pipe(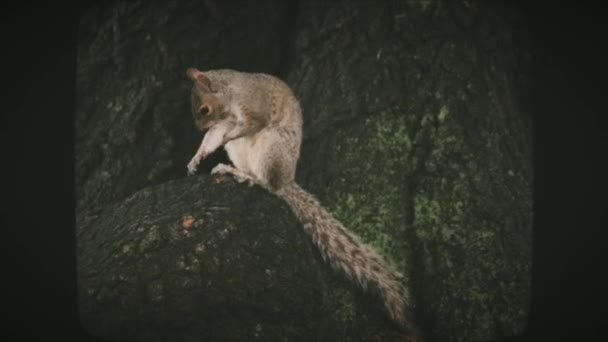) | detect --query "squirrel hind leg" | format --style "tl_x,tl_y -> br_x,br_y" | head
265,164 -> 286,191
257,155 -> 295,192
